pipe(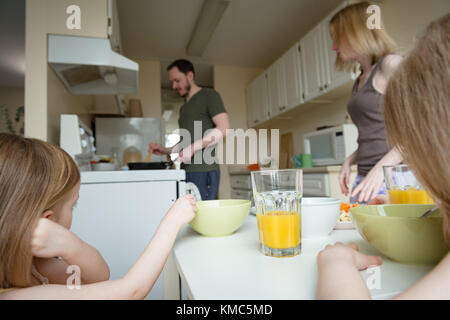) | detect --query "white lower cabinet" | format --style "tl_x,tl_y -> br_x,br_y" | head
230,174 -> 254,205
71,175 -> 182,300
